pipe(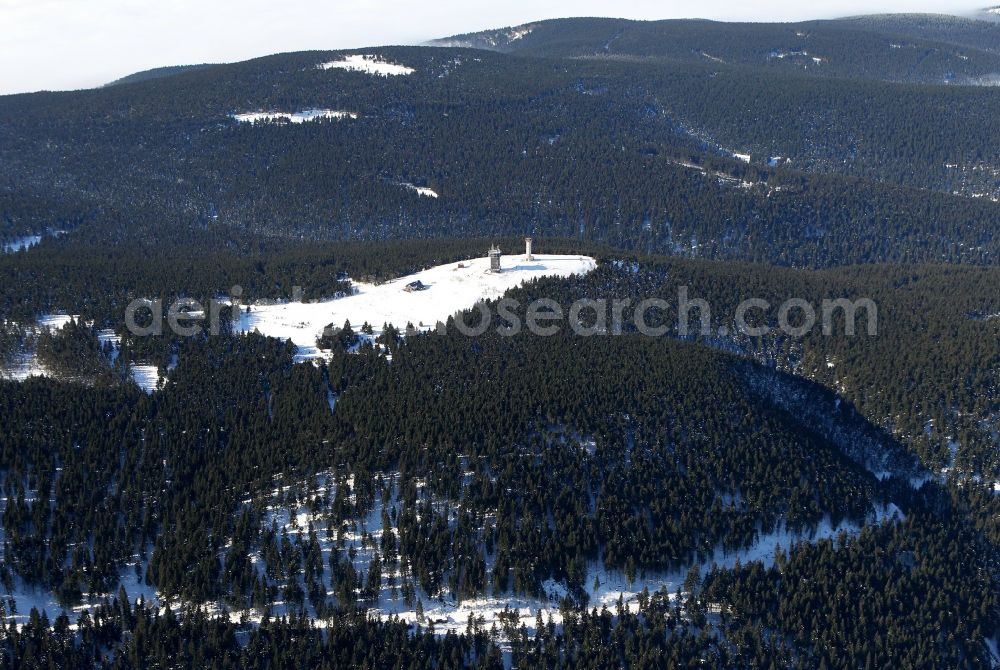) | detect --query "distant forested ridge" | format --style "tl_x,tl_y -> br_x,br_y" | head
2,15 -> 1000,266
105,64 -> 215,87
437,15 -> 1000,84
